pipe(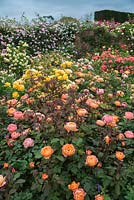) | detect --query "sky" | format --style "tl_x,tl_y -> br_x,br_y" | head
0,0 -> 134,20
